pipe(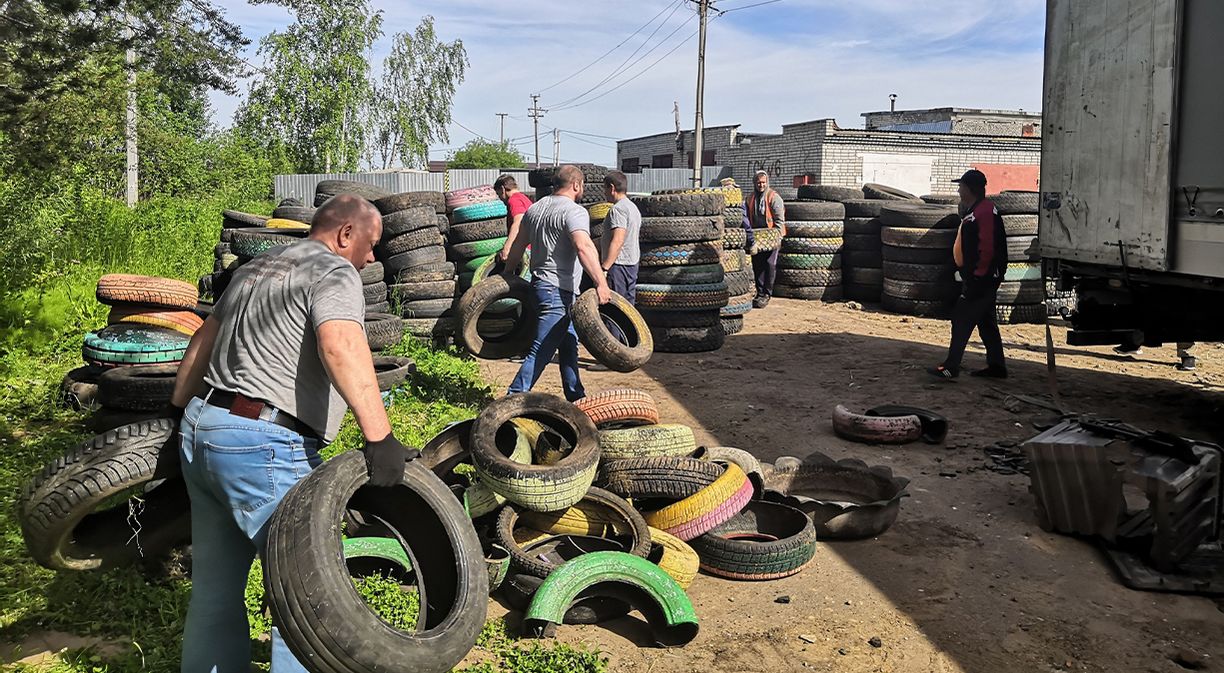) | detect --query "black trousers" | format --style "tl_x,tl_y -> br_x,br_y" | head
752,247 -> 780,297
943,283 -> 1005,374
